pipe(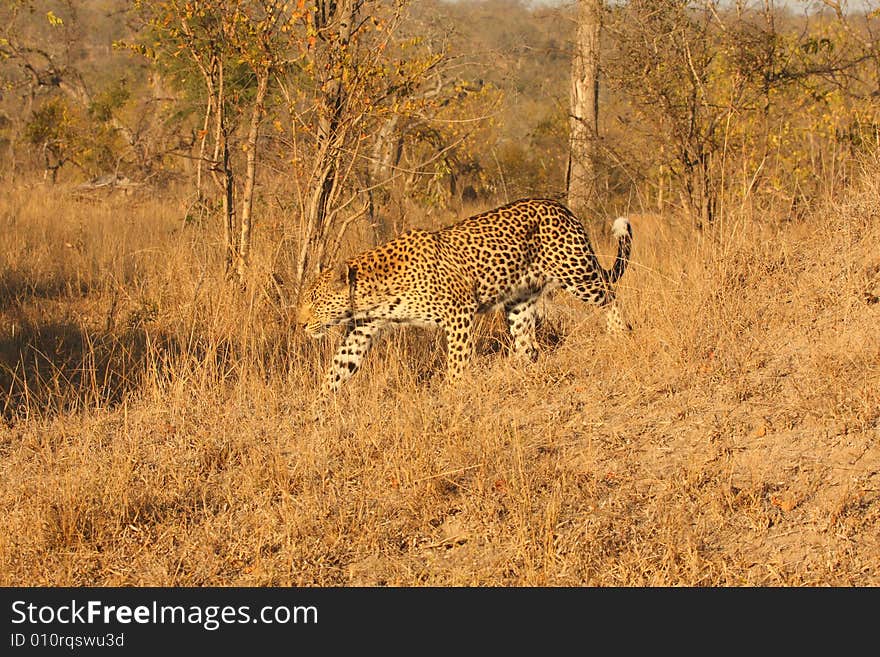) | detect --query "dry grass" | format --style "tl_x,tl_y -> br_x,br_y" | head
0,167 -> 878,586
